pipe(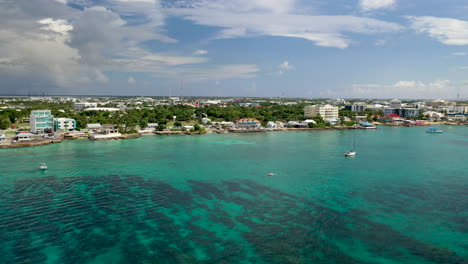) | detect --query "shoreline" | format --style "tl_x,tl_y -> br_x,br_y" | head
0,123 -> 465,149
